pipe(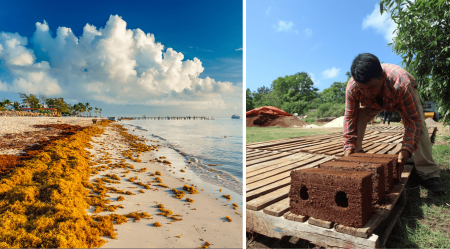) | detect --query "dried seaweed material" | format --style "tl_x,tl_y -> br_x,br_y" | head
172,188 -> 186,199
225,216 -> 232,222
199,242 -> 211,248
182,185 -> 198,194
222,195 -> 231,200
153,222 -> 162,227
185,198 -> 194,203
125,211 -> 152,222
155,171 -> 161,175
